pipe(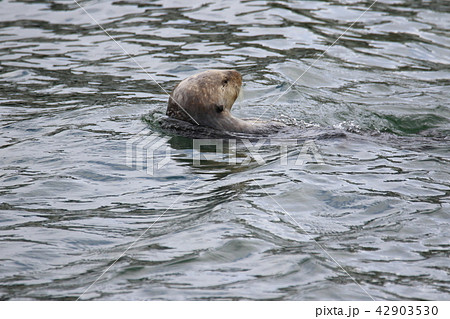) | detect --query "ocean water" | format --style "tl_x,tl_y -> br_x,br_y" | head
0,0 -> 449,300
